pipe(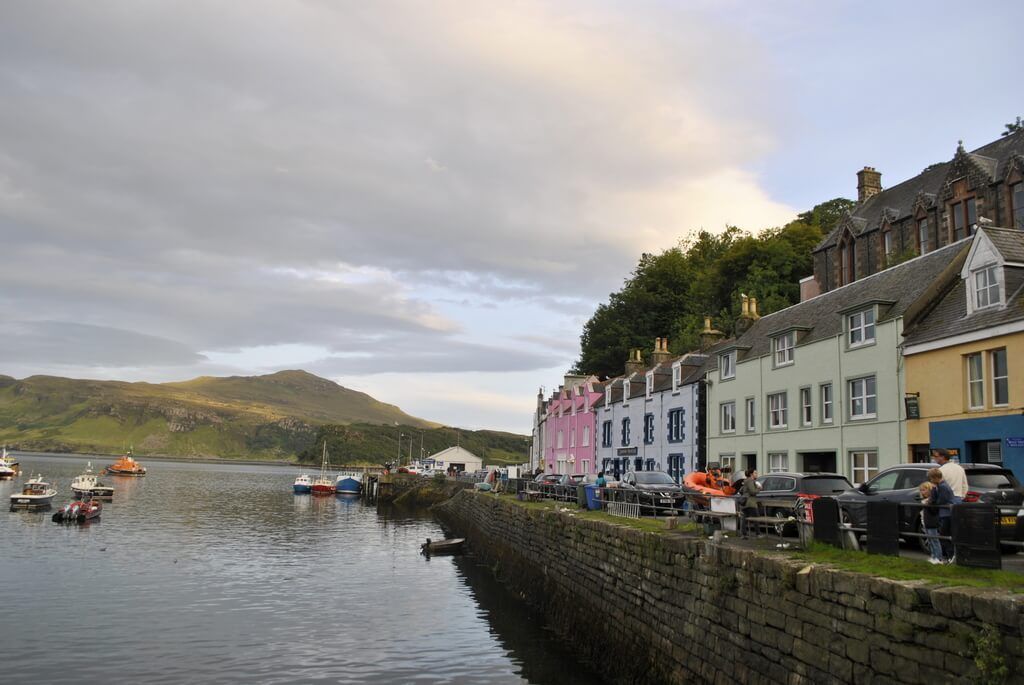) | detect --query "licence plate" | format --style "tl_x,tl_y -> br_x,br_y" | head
660,498 -> 673,504
1001,516 -> 1017,526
